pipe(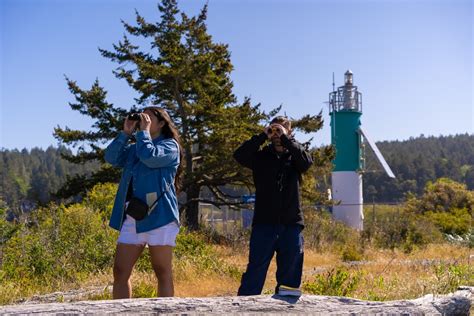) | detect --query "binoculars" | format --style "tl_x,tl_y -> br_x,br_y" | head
268,126 -> 280,136
128,113 -> 141,121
